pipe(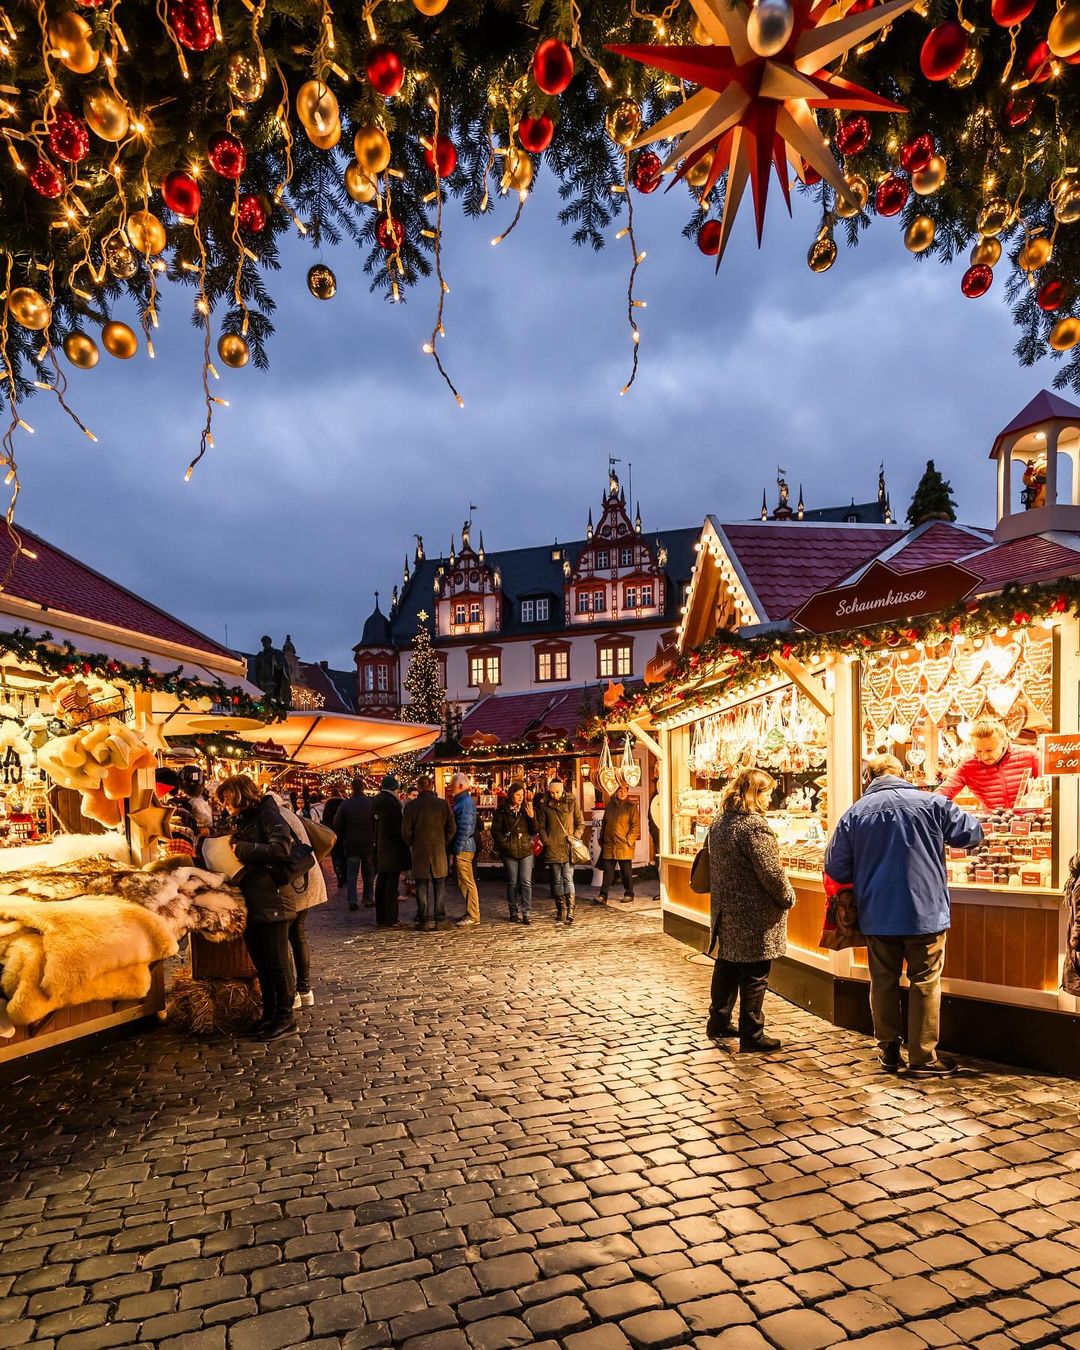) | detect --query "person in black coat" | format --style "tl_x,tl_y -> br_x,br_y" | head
322,789 -> 346,887
491,782 -> 536,924
372,774 -> 410,927
217,774 -> 299,1042
334,778 -> 376,911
